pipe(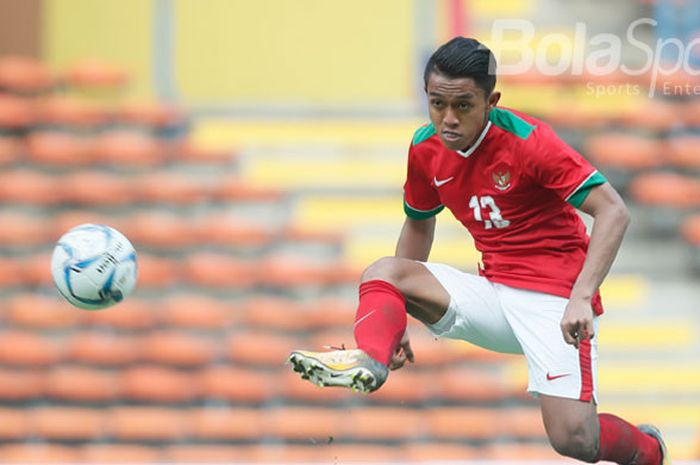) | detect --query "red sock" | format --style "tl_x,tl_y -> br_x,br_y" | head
353,279 -> 407,365
596,413 -> 661,465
